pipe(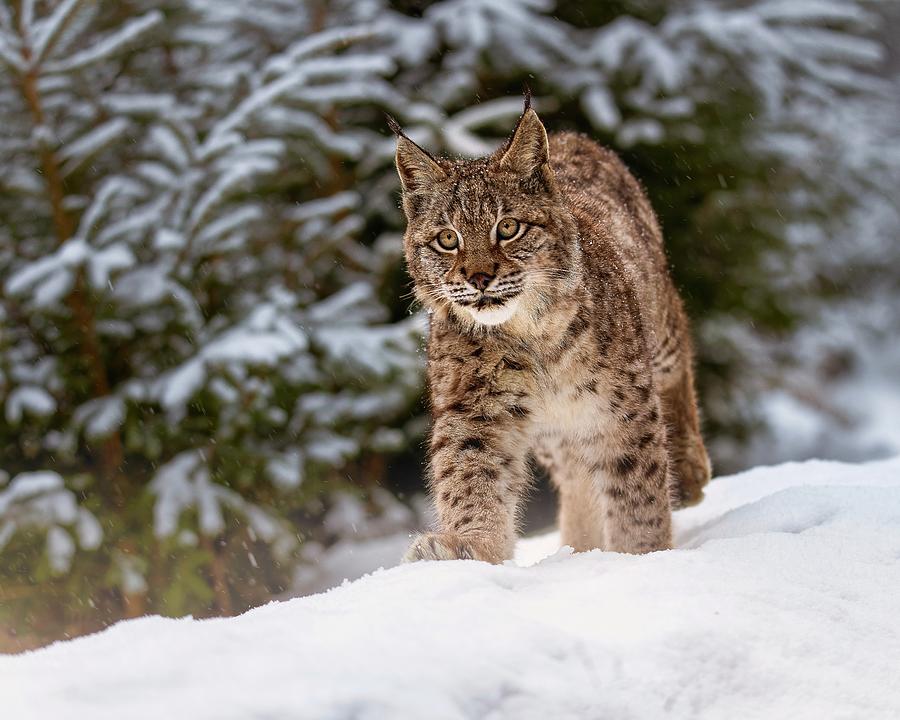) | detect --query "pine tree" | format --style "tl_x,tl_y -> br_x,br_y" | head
0,0 -> 426,646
